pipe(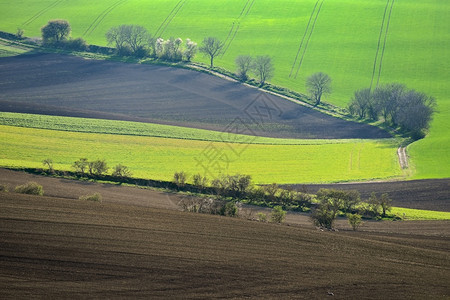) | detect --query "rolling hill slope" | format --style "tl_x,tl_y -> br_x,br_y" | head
0,0 -> 448,179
